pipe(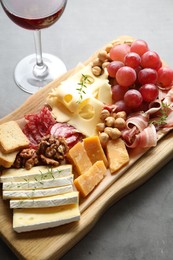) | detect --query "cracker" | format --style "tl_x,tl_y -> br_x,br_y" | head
0,121 -> 29,153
